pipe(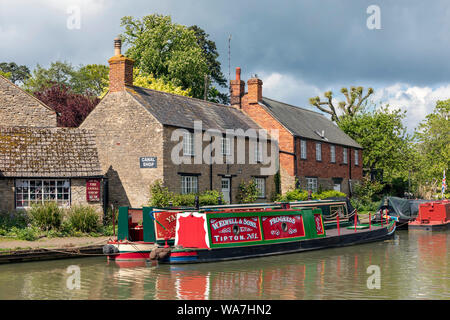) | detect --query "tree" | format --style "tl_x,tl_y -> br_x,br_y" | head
188,25 -> 229,104
309,86 -> 374,123
414,99 -> 450,194
33,84 -> 100,127
100,68 -> 191,98
338,105 -> 412,182
71,64 -> 109,96
24,61 -> 75,92
0,62 -> 31,84
23,61 -> 109,97
120,14 -> 211,100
